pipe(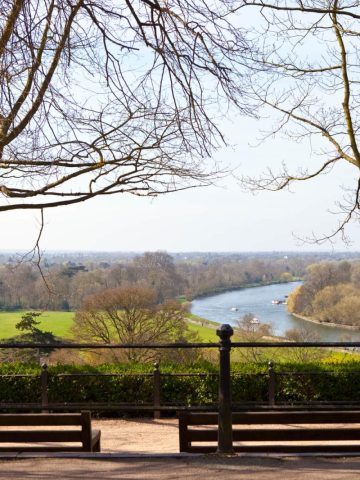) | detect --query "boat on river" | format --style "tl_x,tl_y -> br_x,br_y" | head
190,281 -> 360,341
